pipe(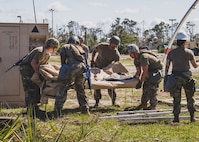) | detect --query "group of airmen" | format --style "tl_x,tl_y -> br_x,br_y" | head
19,32 -> 199,123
